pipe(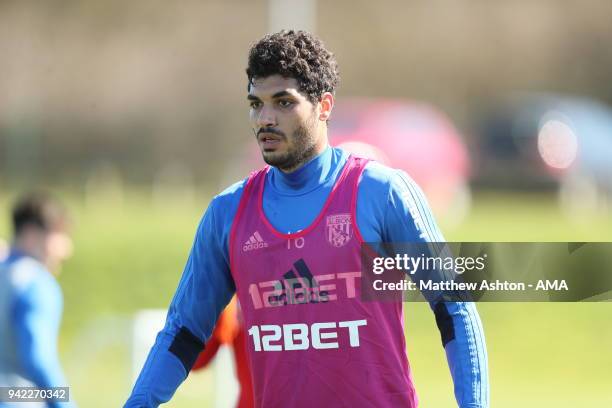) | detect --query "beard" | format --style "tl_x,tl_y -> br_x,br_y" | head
261,115 -> 318,172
